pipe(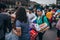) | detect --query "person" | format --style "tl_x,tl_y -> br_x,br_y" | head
13,7 -> 30,40
56,19 -> 60,40
0,3 -> 12,40
55,9 -> 60,40
55,5 -> 60,18
27,7 -> 36,27
51,9 -> 56,28
33,8 -> 50,40
46,9 -> 53,29
46,9 -> 53,22
55,9 -> 60,18
54,9 -> 60,24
